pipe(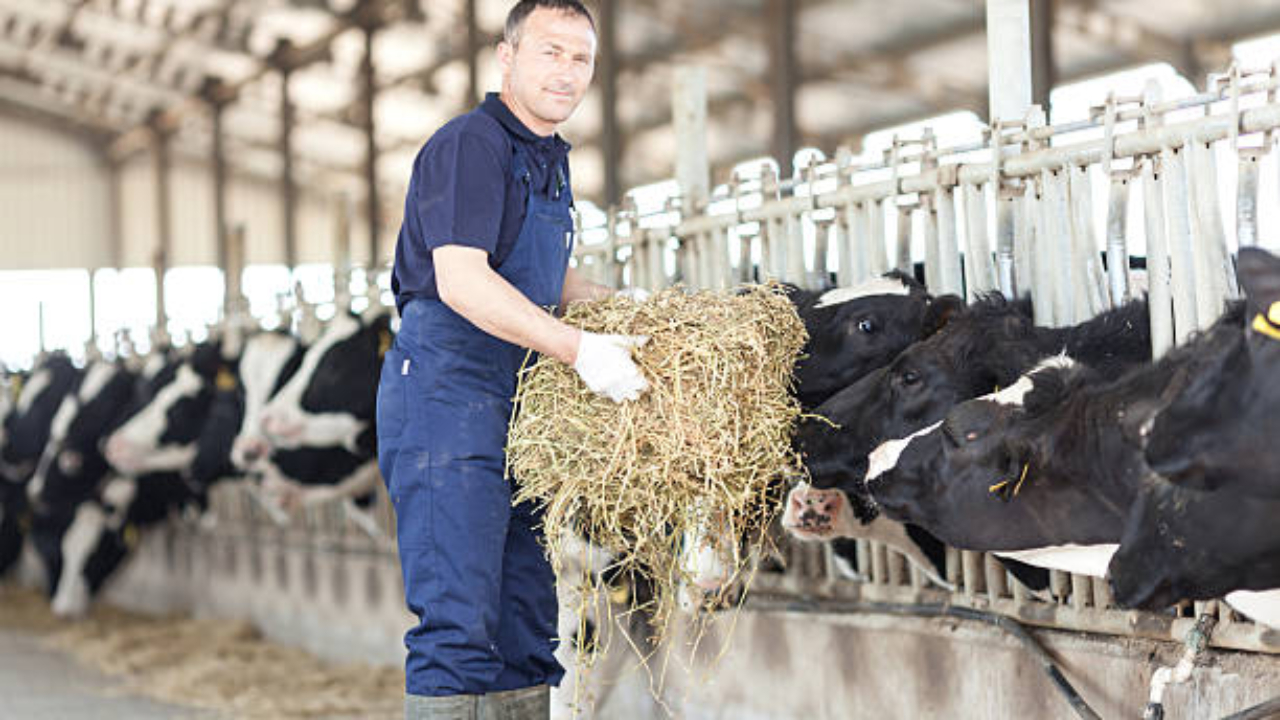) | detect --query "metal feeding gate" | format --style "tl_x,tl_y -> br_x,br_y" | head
570,63 -> 1280,660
